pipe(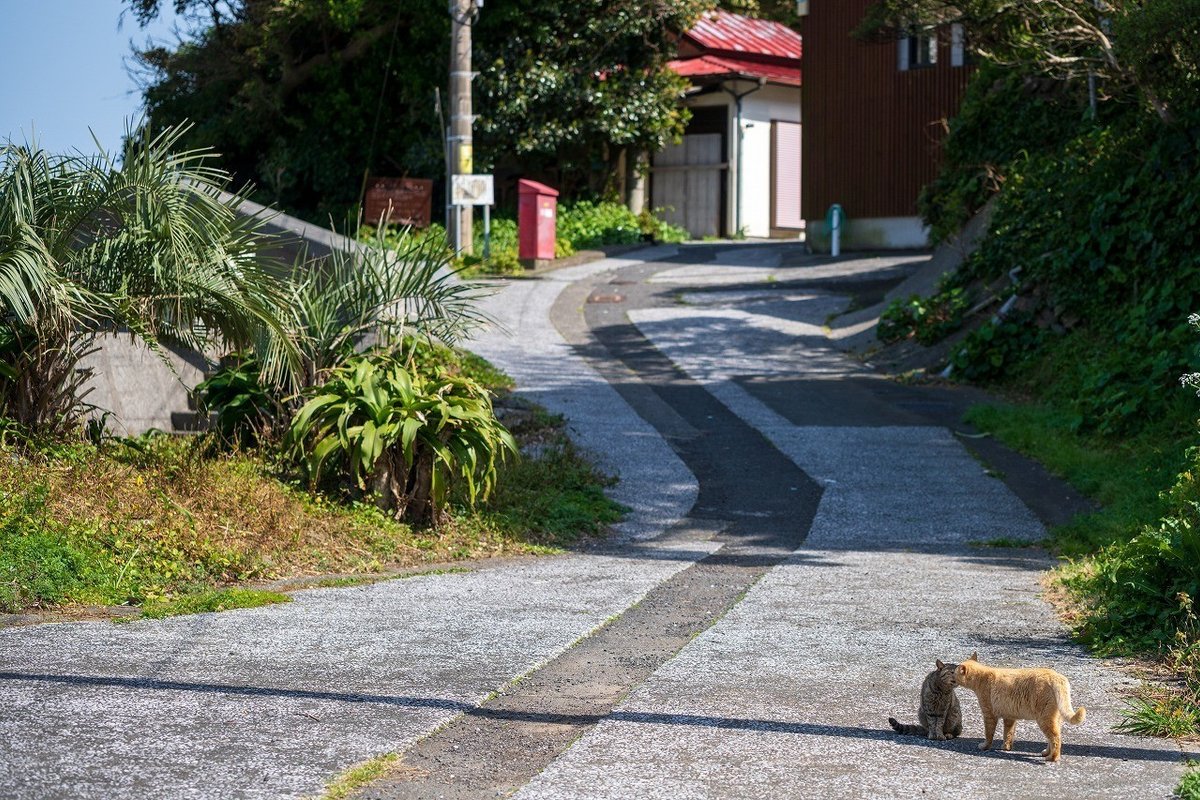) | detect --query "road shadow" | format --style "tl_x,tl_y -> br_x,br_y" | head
2,671 -> 1188,765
